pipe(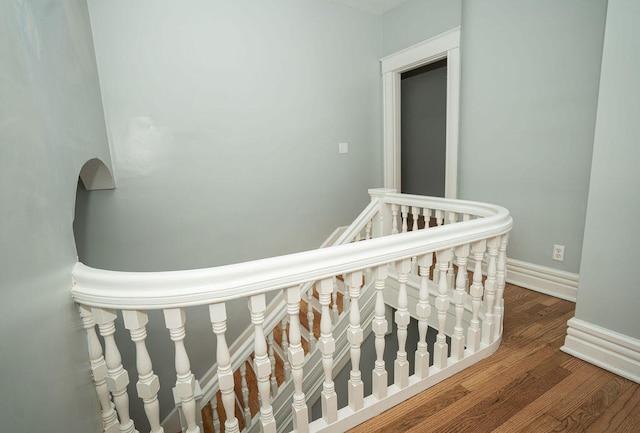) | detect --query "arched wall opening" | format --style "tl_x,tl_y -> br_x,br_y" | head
74,158 -> 114,263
